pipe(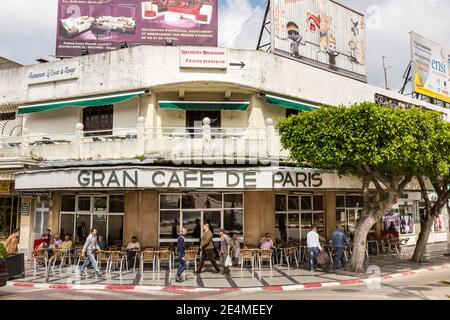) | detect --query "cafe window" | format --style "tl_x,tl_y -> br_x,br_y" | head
83,105 -> 113,136
275,194 -> 325,246
286,108 -> 301,118
159,193 -> 244,245
186,110 -> 221,128
336,194 -> 375,236
0,112 -> 16,121
0,196 -> 19,241
60,194 -> 124,246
